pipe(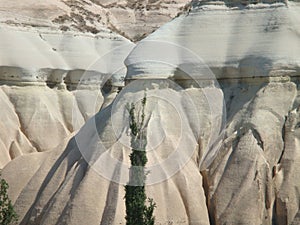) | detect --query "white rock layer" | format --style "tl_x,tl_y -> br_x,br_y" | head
126,2 -> 300,80
0,26 -> 135,168
1,1 -> 300,225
